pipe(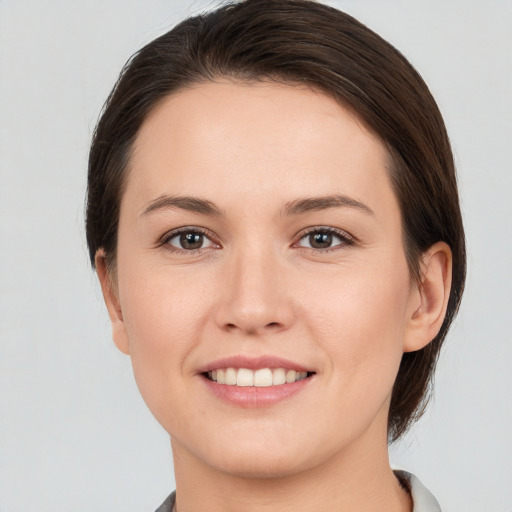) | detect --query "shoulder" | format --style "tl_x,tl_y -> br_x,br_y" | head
394,470 -> 442,512
154,491 -> 175,512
